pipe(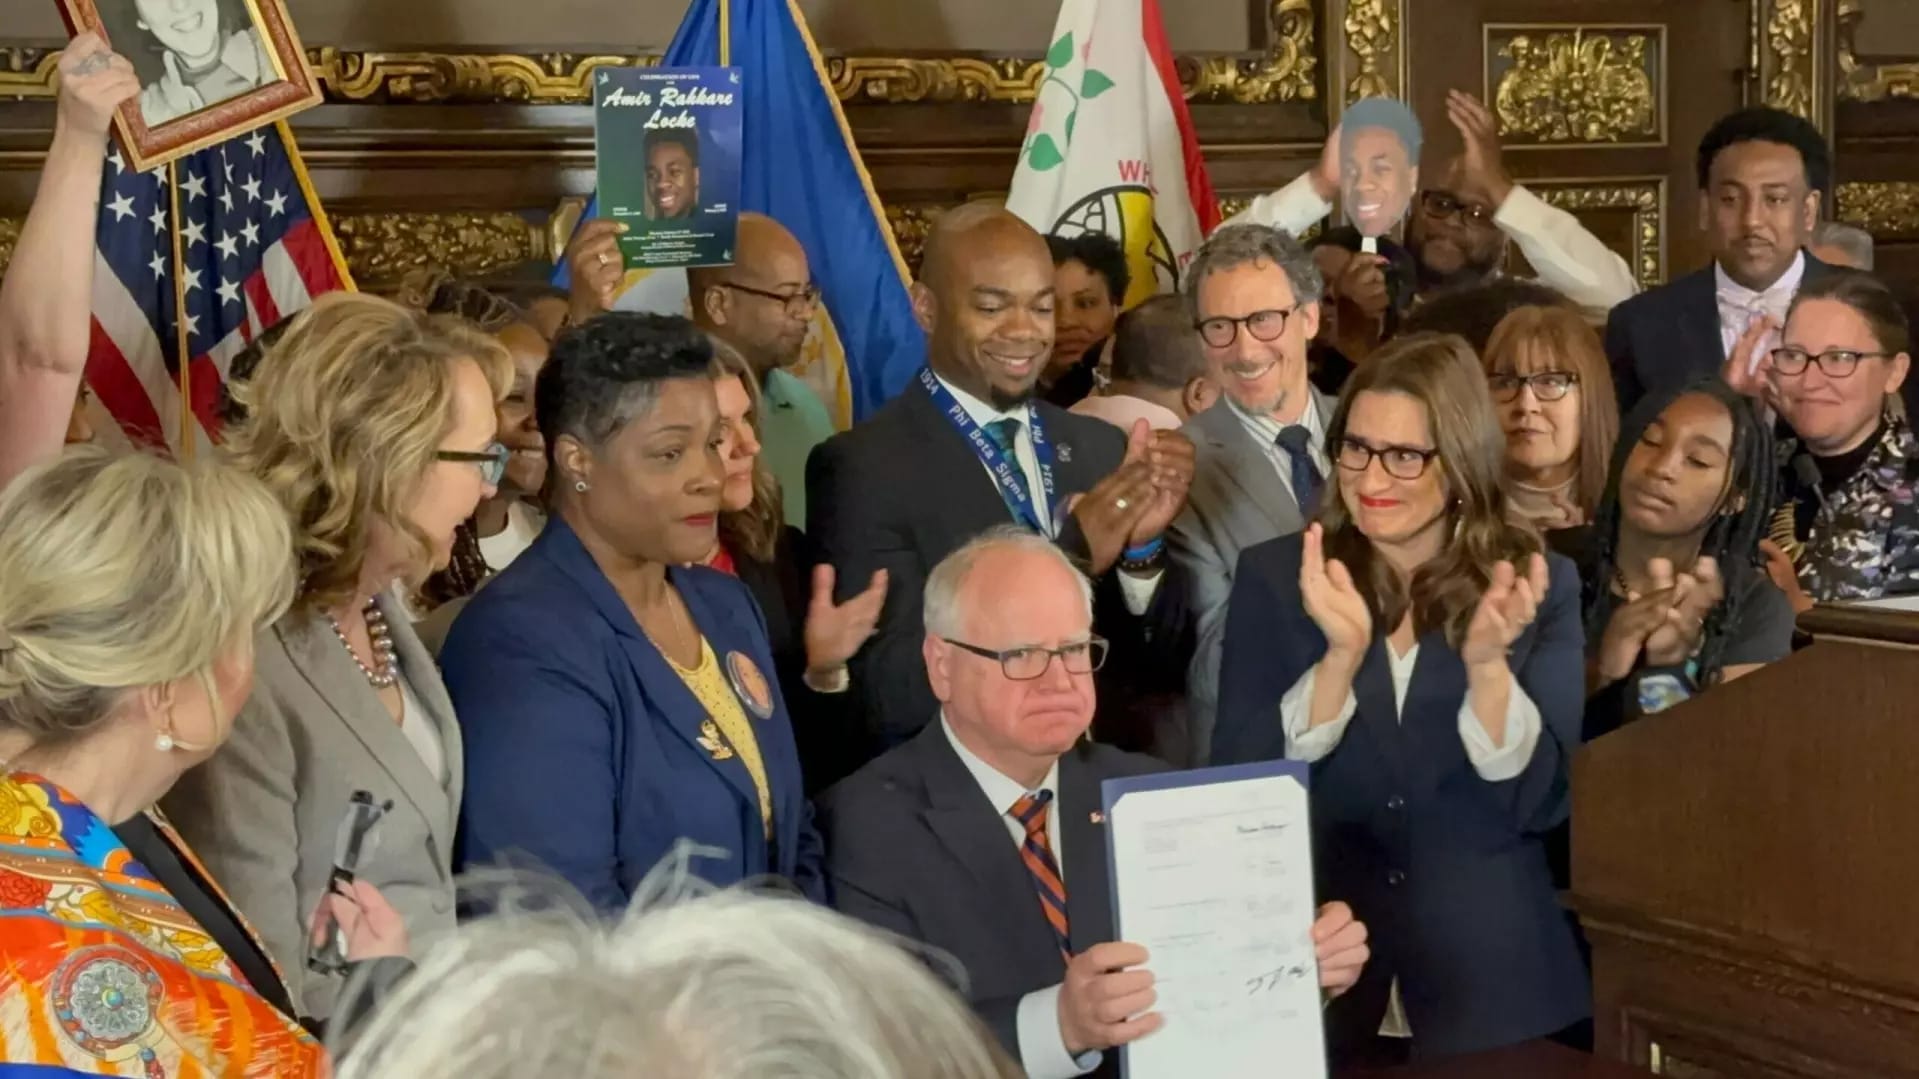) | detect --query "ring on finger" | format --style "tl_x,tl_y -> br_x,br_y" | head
1115,497 -> 1129,511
